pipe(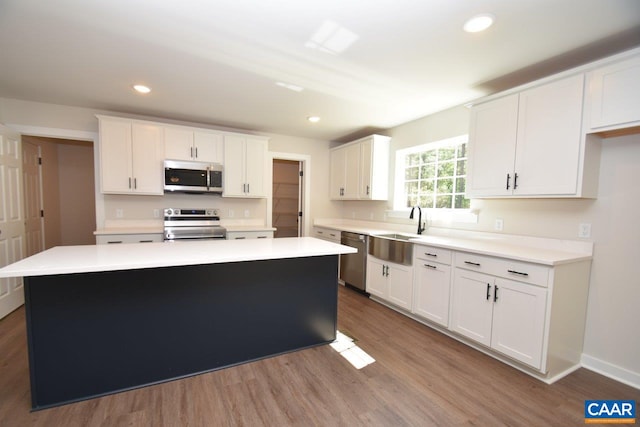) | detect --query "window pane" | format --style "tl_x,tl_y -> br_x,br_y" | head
406,153 -> 421,167
420,164 -> 435,179
419,195 -> 434,208
436,195 -> 452,208
420,180 -> 434,193
455,195 -> 470,209
406,195 -> 418,208
405,166 -> 419,180
456,160 -> 466,176
405,181 -> 419,195
439,147 -> 456,161
437,161 -> 454,177
421,150 -> 437,163
455,177 -> 466,193
437,178 -> 453,193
